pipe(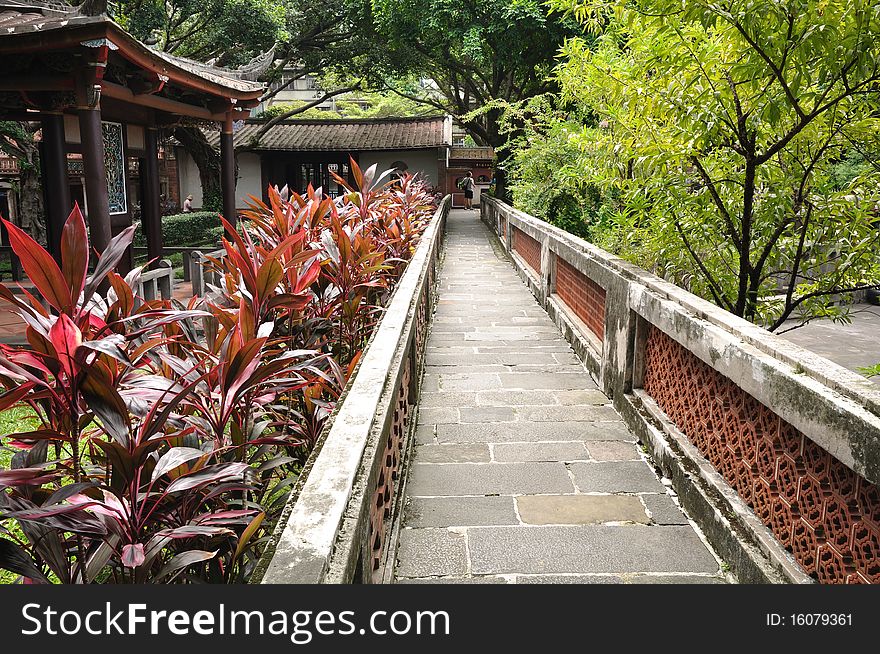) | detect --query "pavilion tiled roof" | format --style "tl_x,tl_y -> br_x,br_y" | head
222,116 -> 450,152
0,1 -> 264,96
